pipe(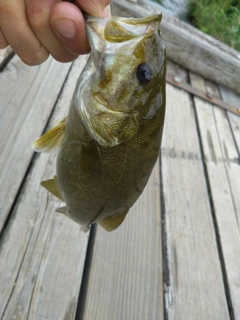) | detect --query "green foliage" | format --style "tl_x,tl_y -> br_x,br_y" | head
188,0 -> 240,51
